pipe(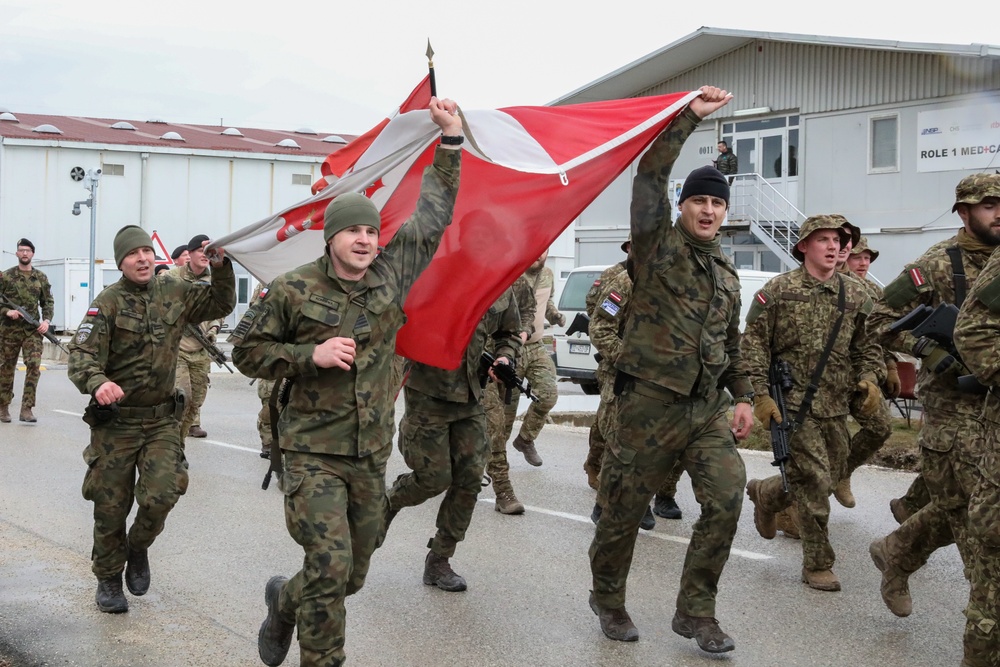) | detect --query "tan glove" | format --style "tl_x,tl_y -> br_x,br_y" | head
753,395 -> 782,425
884,366 -> 901,399
856,380 -> 882,416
